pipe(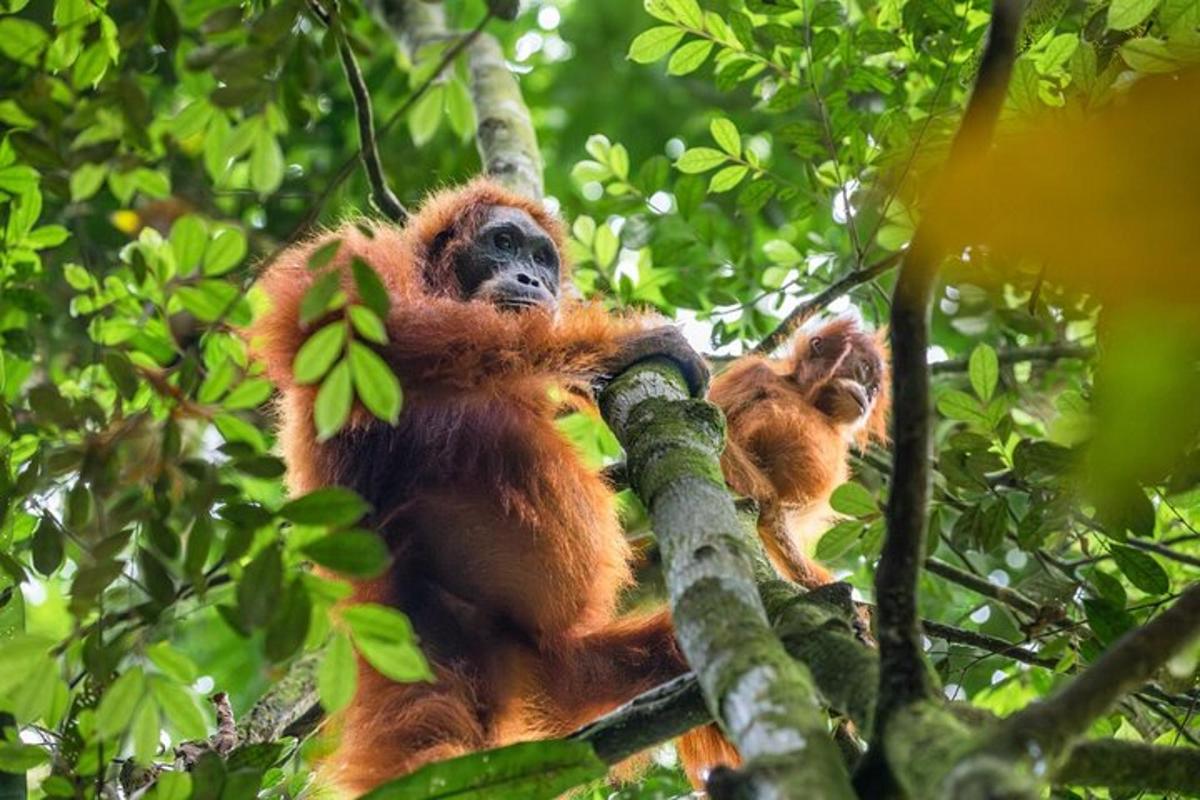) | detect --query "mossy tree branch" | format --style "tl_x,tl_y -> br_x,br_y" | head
598,360 -> 856,799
